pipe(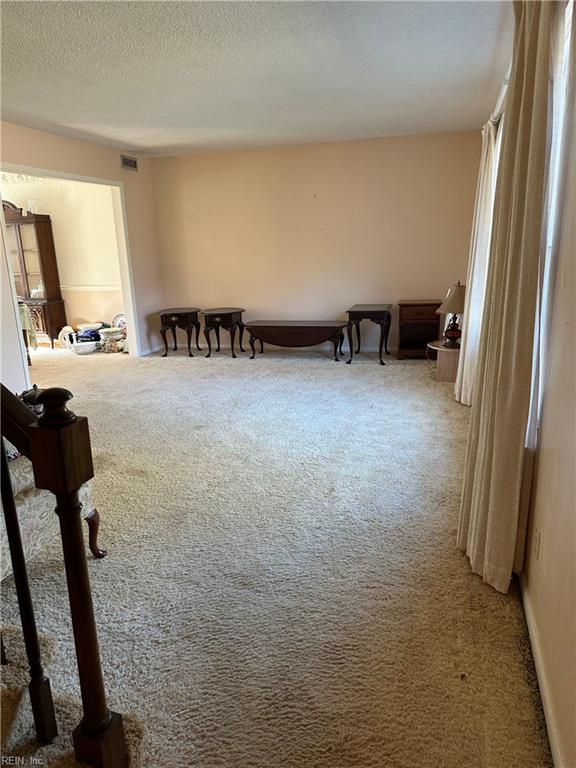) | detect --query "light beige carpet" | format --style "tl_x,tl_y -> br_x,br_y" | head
0,626 -> 144,766
1,349 -> 551,768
